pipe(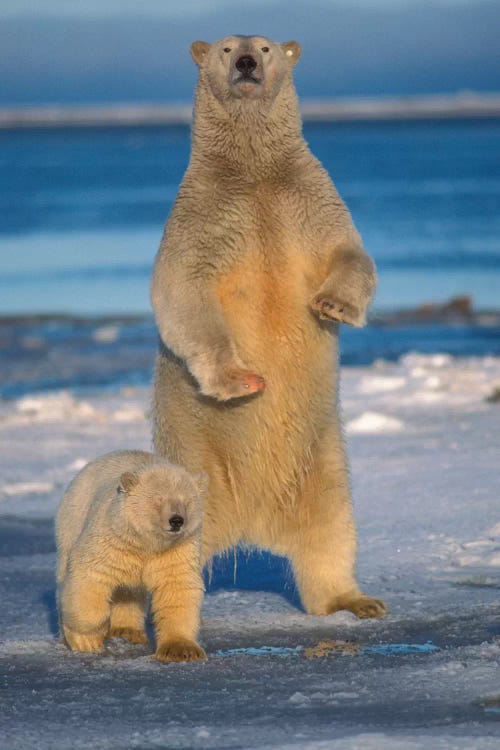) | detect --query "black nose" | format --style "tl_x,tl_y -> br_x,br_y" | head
236,55 -> 257,75
169,514 -> 184,532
